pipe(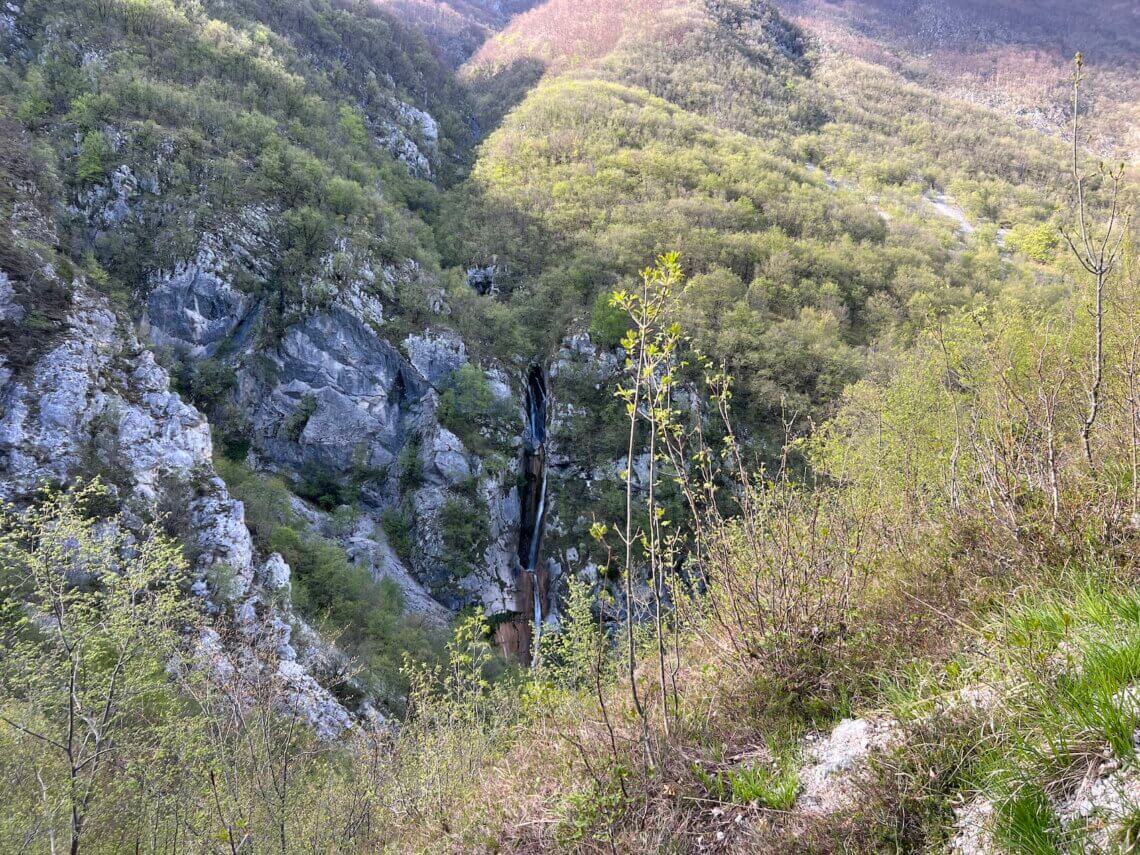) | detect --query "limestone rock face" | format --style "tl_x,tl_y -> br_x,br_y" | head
147,245 -> 529,620
245,302 -> 427,475
379,101 -> 440,179
147,266 -> 253,357
130,181 -> 532,646
0,271 -> 25,324
0,284 -> 351,738
145,212 -> 273,357
405,329 -> 467,389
